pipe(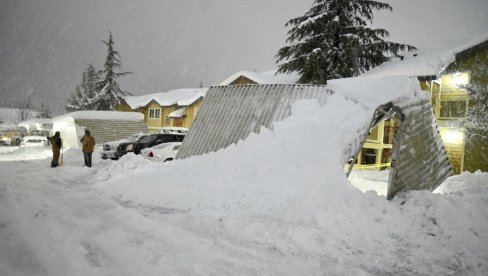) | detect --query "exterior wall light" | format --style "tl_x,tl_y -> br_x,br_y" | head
451,72 -> 469,87
441,127 -> 464,144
